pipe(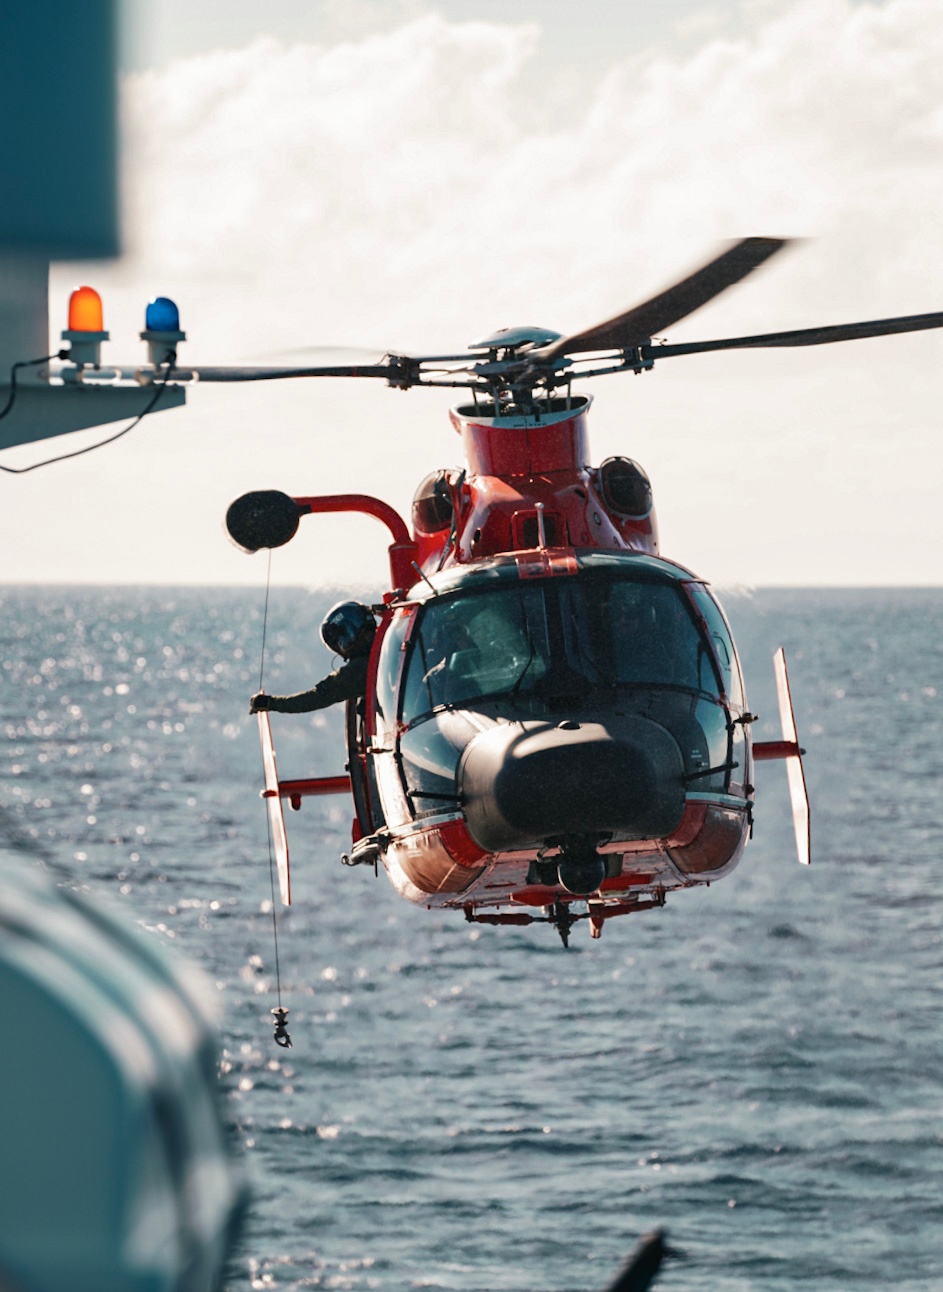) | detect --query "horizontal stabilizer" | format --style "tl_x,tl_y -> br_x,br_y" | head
753,648 -> 810,866
258,709 -> 291,904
